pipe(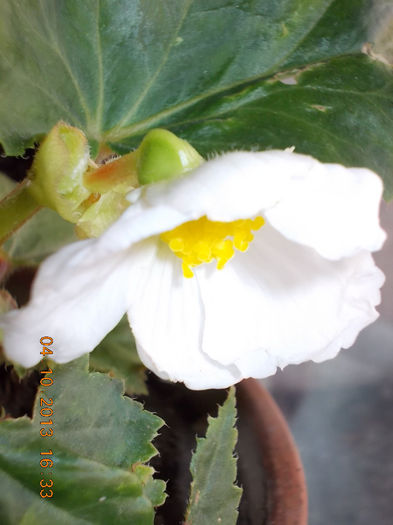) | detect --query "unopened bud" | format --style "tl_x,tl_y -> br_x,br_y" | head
136,129 -> 203,185
28,122 -> 91,222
